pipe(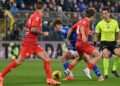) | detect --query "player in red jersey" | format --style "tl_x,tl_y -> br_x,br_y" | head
0,2 -> 61,86
66,7 -> 101,79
